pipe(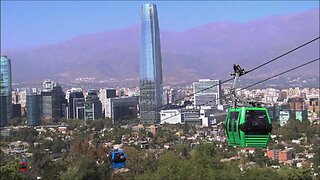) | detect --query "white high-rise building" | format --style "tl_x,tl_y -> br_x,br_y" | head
98,88 -> 116,115
193,79 -> 221,107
